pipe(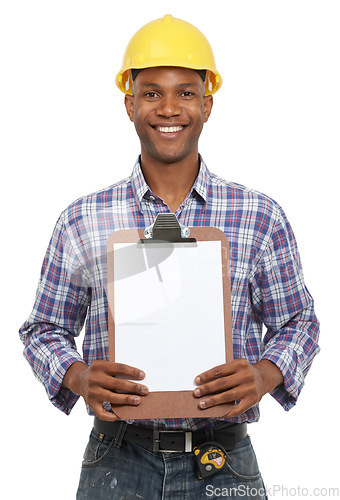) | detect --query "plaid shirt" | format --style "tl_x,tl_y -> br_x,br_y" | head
20,157 -> 320,431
